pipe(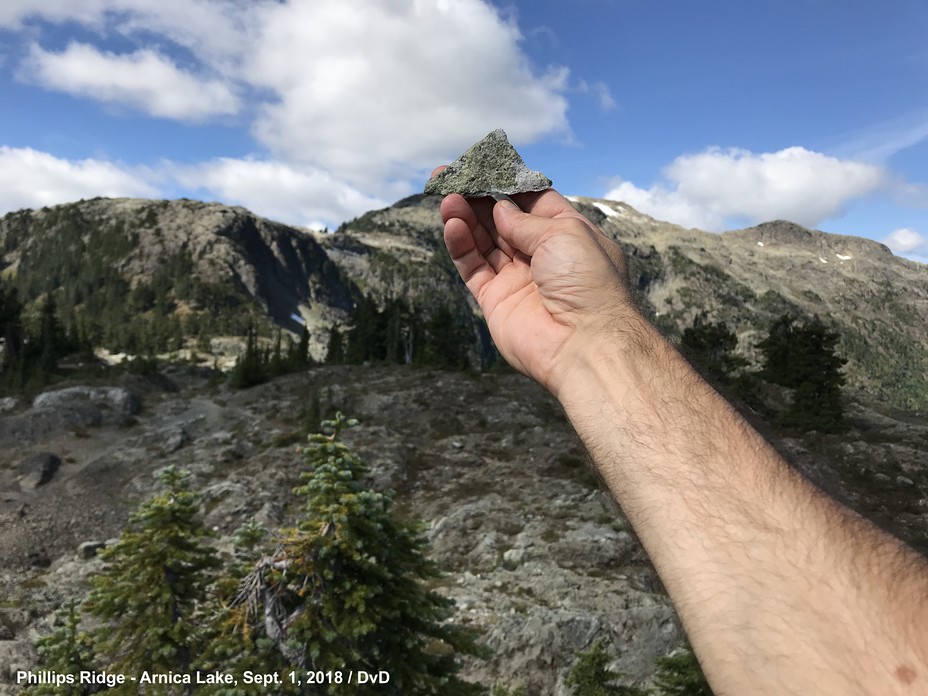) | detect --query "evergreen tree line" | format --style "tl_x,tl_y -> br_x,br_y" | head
681,312 -> 848,433
3,262 -> 849,437
10,203 -> 252,356
228,324 -> 312,389
0,285 -> 84,391
323,294 -> 475,371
